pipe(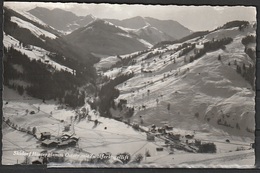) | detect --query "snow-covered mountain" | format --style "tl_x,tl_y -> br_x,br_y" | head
63,19 -> 152,56
132,24 -> 175,45
27,7 -> 192,41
